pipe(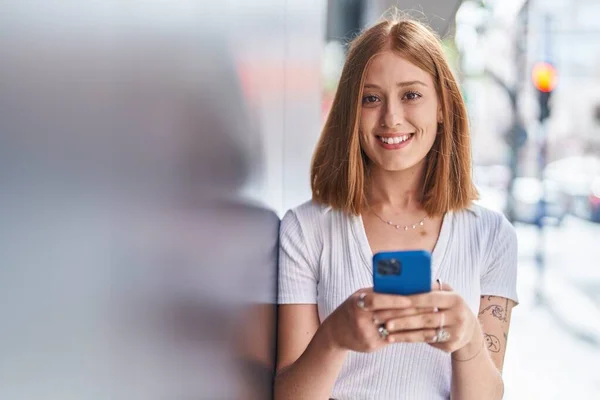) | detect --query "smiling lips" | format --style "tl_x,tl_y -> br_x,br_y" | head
376,133 -> 414,149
